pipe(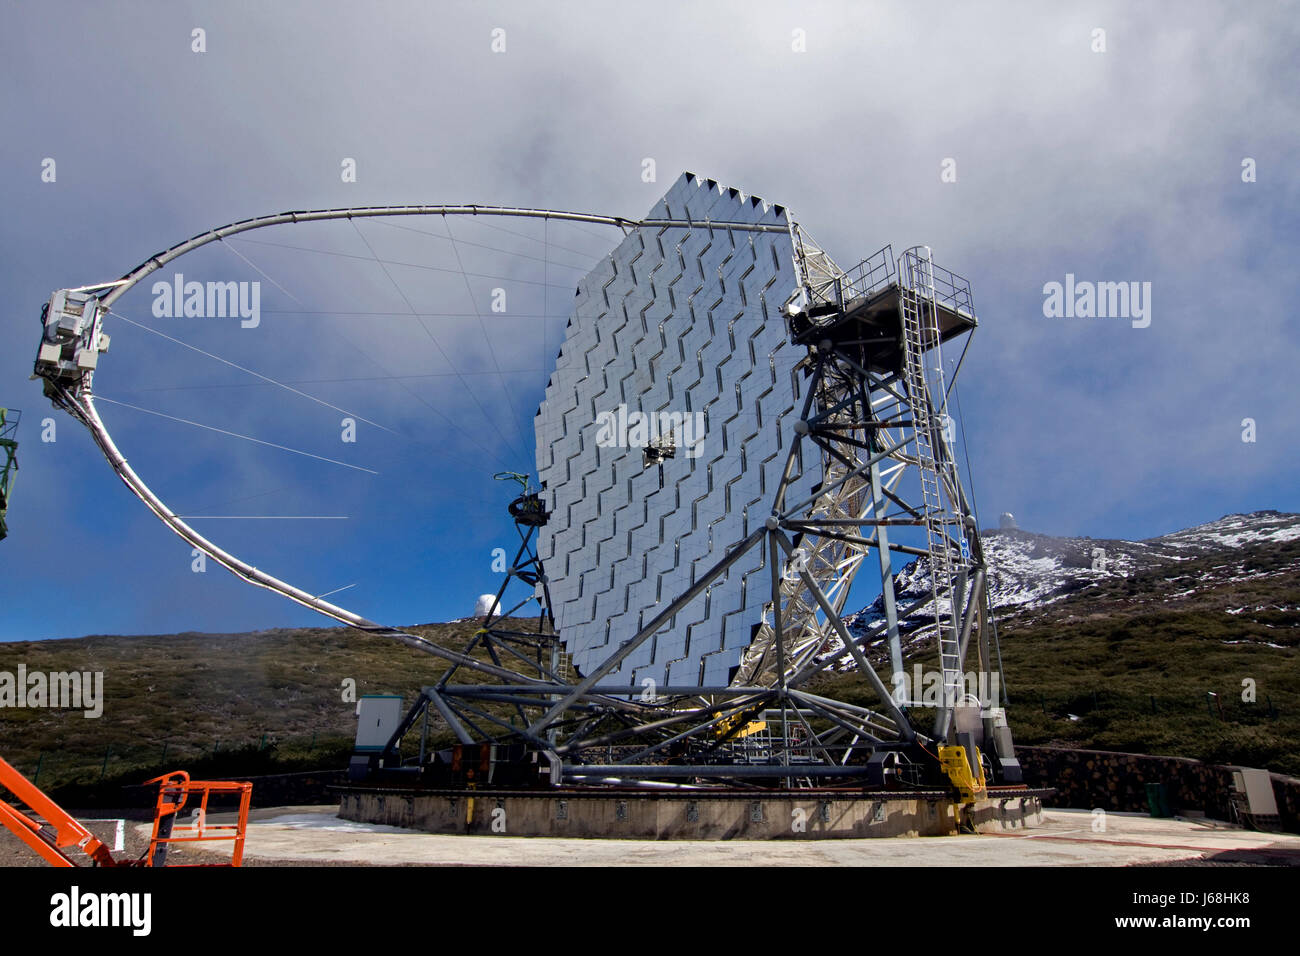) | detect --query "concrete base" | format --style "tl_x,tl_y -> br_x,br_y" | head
338,786 -> 1045,839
